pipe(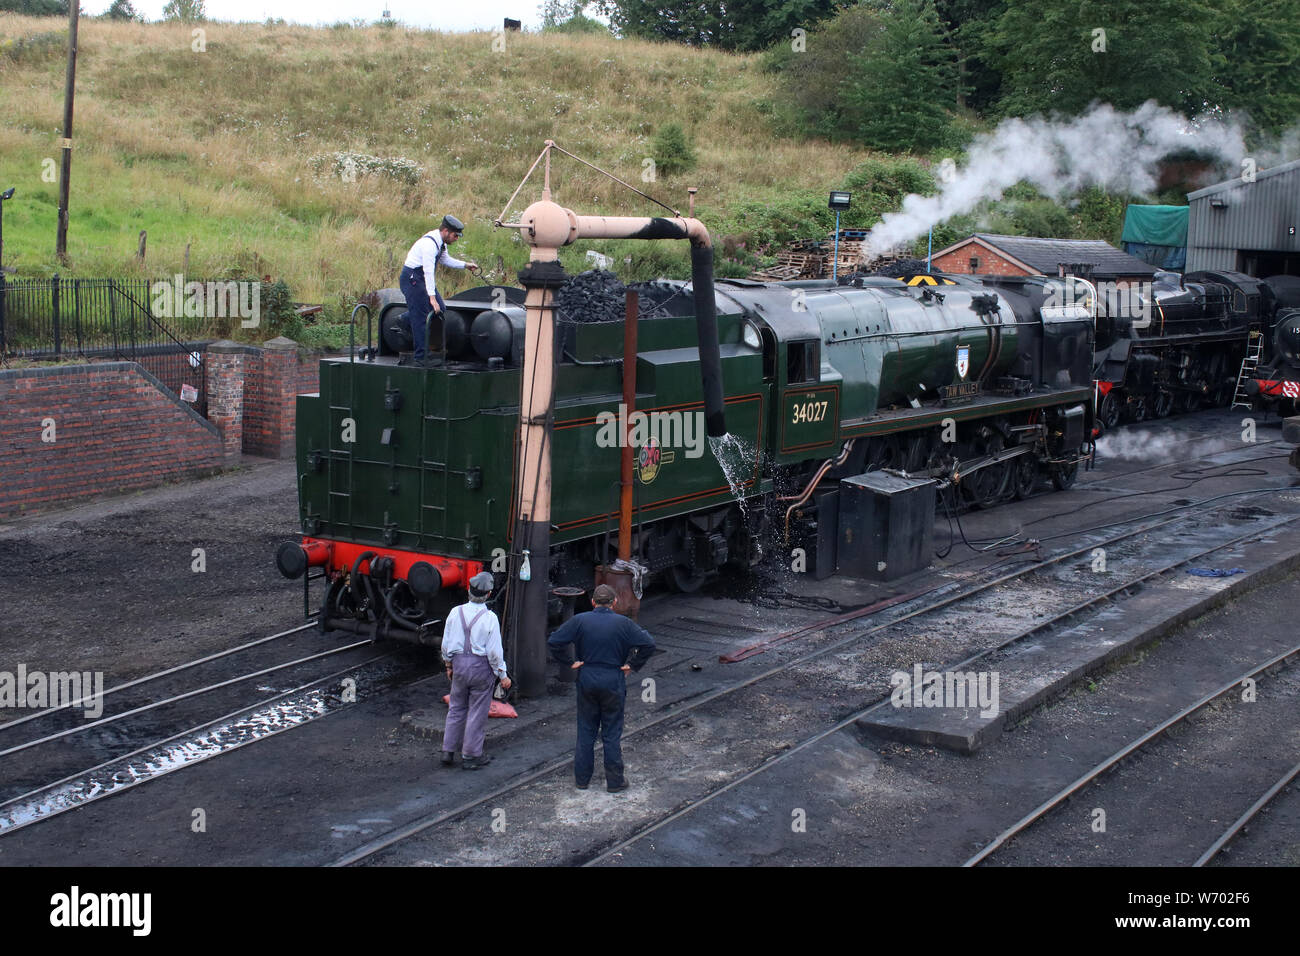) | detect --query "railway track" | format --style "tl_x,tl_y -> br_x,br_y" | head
5,416 -> 1288,860
0,623 -> 374,801
0,623 -> 431,837
333,490 -> 1298,866
1196,759 -> 1300,867
965,641 -> 1300,867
